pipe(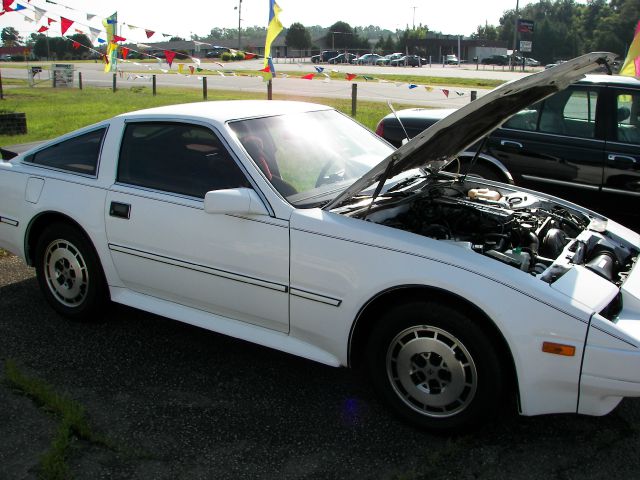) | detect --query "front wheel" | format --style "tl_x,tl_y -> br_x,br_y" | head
35,223 -> 108,321
366,301 -> 504,431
